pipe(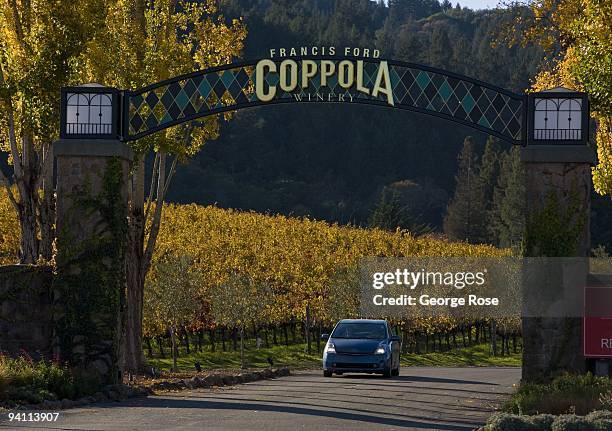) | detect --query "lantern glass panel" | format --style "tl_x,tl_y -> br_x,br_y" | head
534,97 -> 582,141
65,92 -> 114,135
